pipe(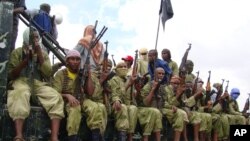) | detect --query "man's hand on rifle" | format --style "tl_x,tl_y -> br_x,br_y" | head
172,106 -> 177,113
220,91 -> 229,100
99,70 -> 109,85
125,74 -> 137,91
176,85 -> 185,99
194,87 -> 204,99
152,80 -> 159,91
65,94 -> 80,107
206,100 -> 213,109
128,74 -> 137,86
112,100 -> 122,111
